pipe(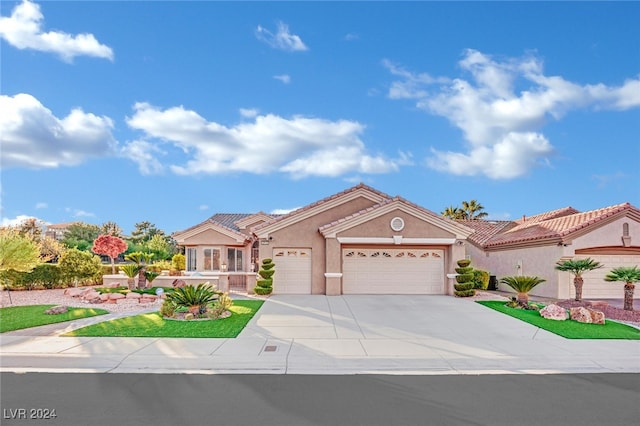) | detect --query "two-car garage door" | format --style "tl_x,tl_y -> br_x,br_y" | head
342,248 -> 445,294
